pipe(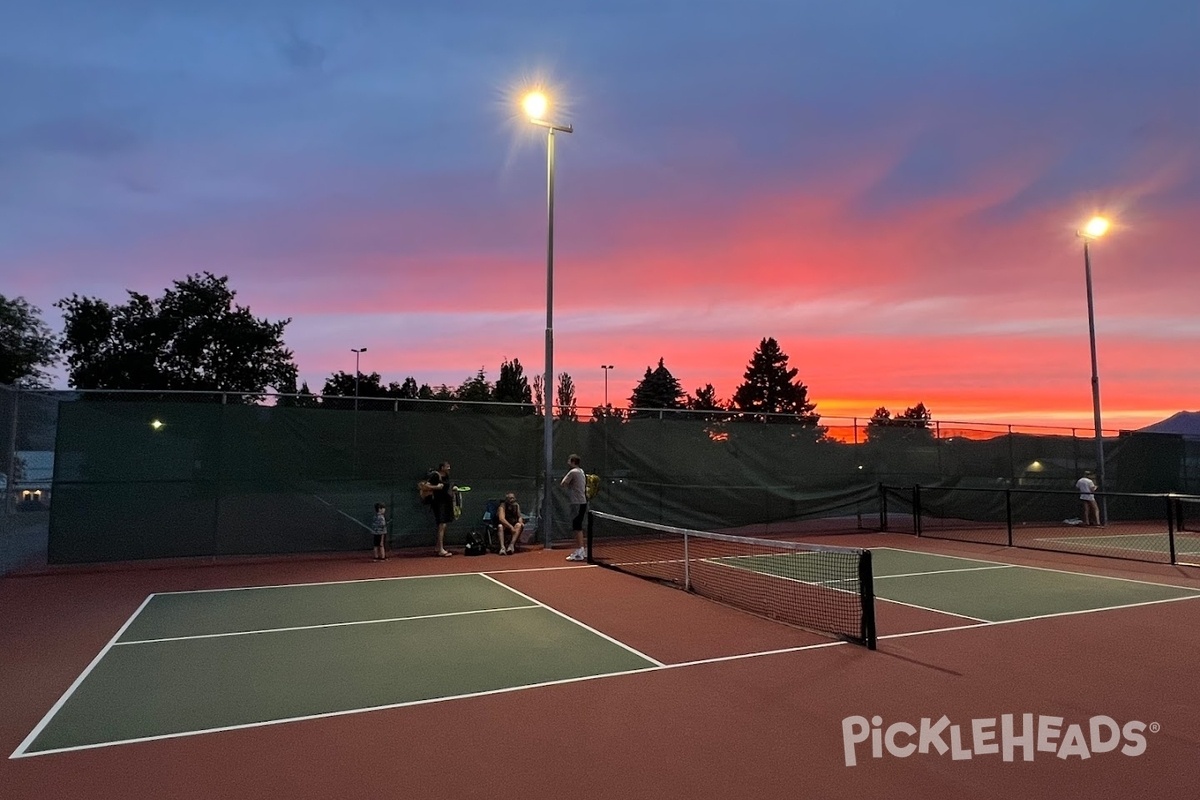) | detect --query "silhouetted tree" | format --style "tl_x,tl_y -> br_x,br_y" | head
321,370 -> 386,410
56,273 -> 295,402
494,357 -> 534,414
630,358 -> 686,418
867,402 -> 934,442
0,295 -> 58,387
556,372 -> 577,420
730,338 -> 819,428
686,383 -> 729,422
